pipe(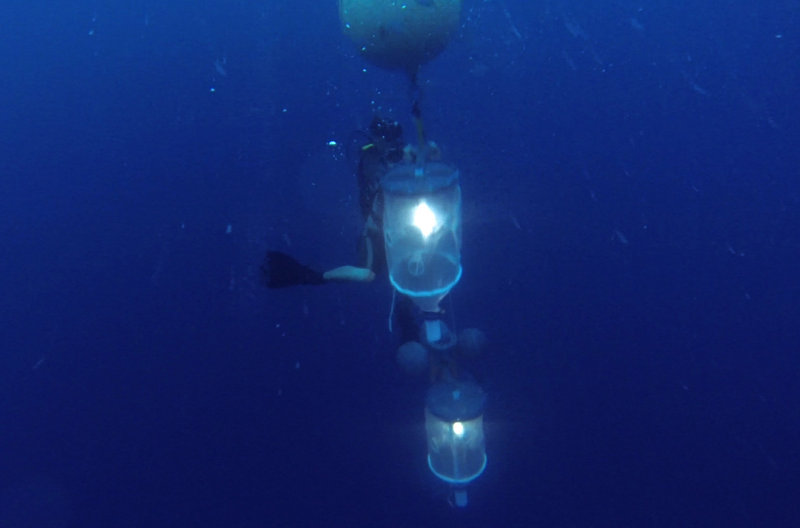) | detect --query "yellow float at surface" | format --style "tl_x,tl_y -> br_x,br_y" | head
340,0 -> 461,73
